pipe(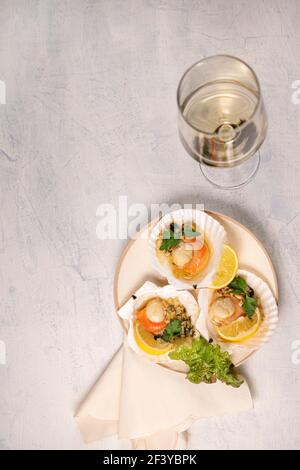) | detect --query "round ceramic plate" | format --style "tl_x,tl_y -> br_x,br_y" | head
113,210 -> 278,366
